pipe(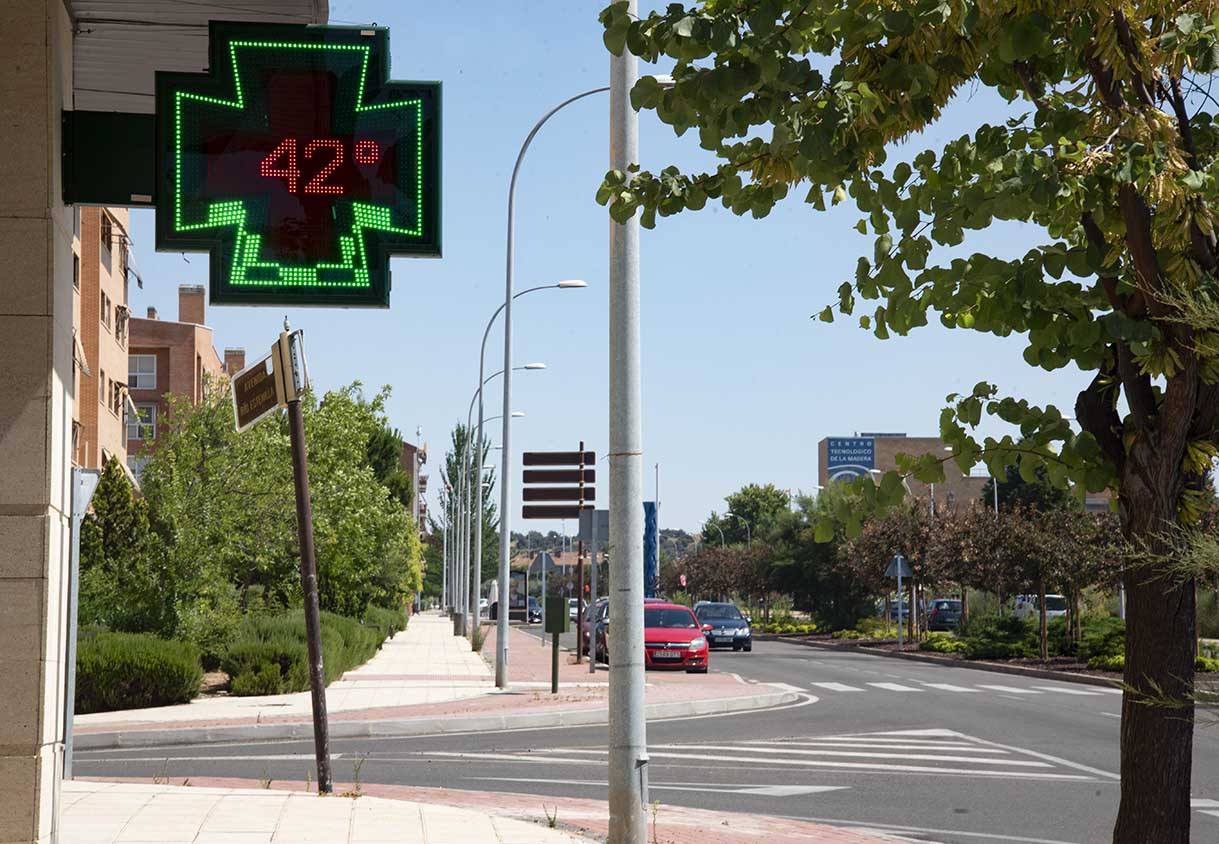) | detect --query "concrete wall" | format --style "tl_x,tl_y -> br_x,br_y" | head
0,1 -> 76,841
